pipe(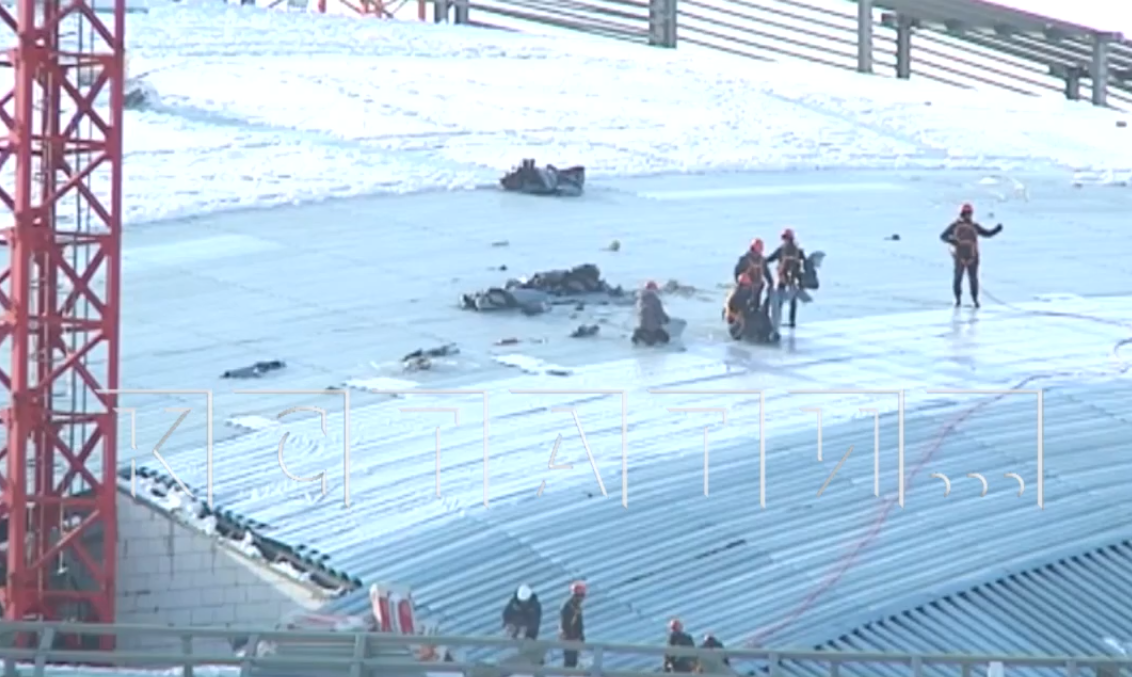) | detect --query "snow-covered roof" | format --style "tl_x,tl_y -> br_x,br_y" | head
120,162 -> 1132,659
77,1 -> 1132,223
